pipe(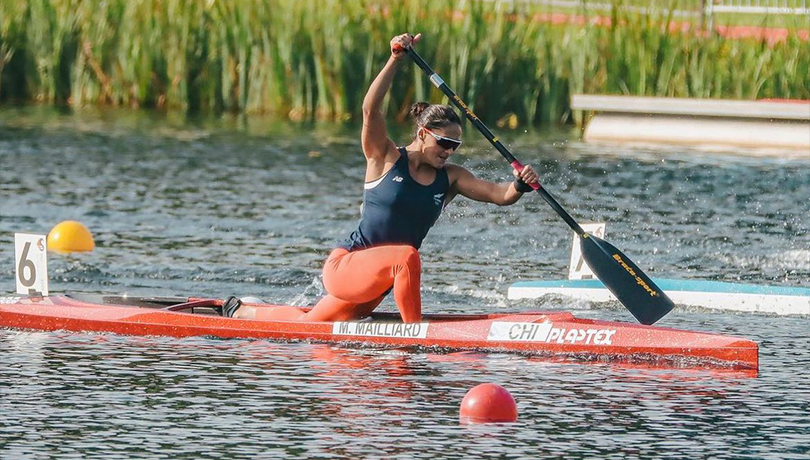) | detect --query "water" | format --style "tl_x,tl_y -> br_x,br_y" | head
1,107 -> 809,459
